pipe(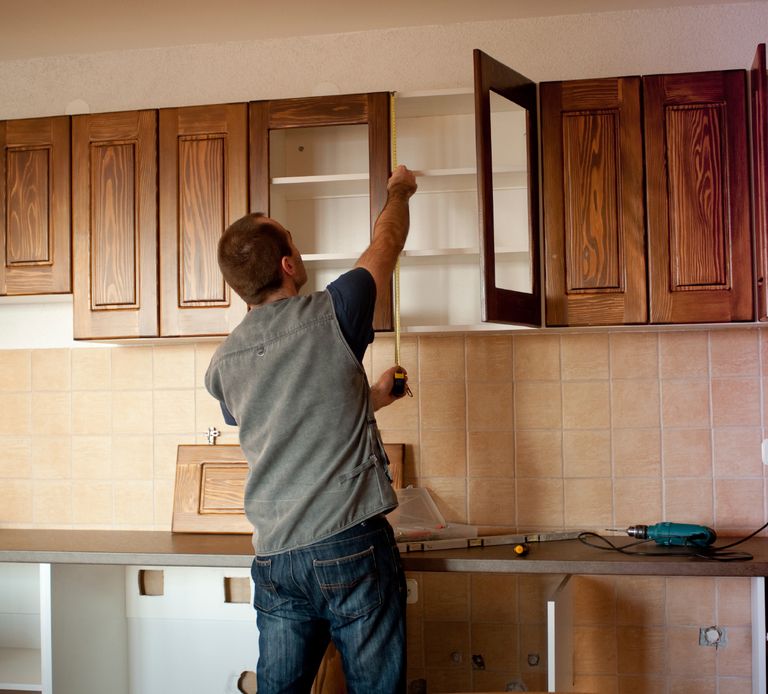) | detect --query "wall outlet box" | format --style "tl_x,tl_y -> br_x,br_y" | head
762,439 -> 768,466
